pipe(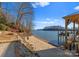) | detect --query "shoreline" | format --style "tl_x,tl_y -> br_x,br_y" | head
33,35 -> 49,43
33,35 -> 58,47
20,35 -> 56,51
